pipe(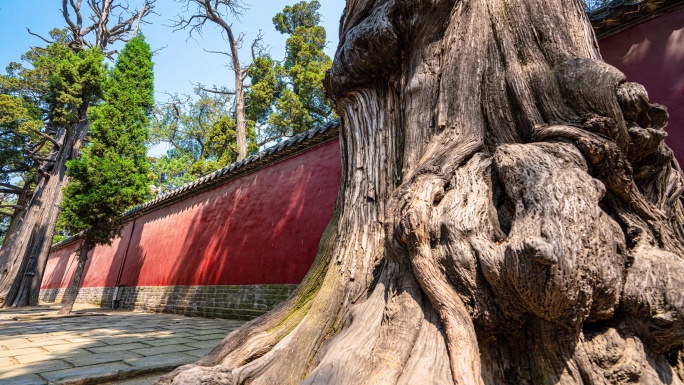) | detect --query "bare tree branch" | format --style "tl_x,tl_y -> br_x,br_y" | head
59,0 -> 156,56
29,156 -> 56,163
25,28 -> 54,44
250,30 -> 267,60
193,83 -> 236,96
151,45 -> 167,56
0,205 -> 25,210
29,130 -> 61,150
131,1 -> 148,38
0,184 -> 23,195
